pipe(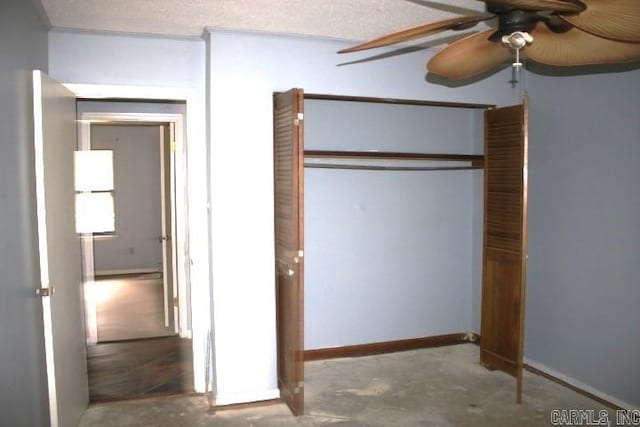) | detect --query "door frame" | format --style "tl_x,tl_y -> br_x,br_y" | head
66,83 -> 211,394
78,113 -> 185,342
